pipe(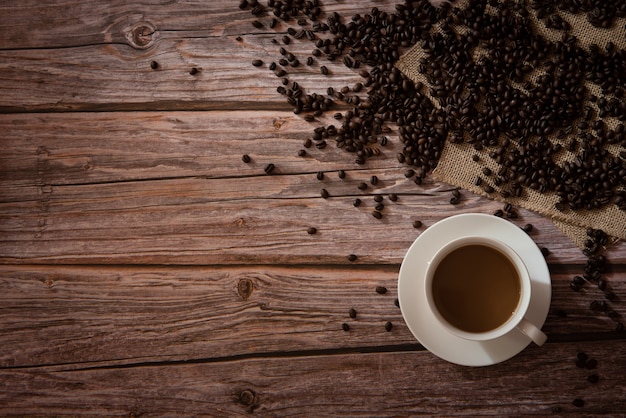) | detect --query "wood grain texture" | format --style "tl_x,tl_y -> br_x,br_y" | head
2,111 -> 622,265
1,0 -> 625,415
0,1 -> 401,111
0,265 -> 623,369
1,341 -> 625,416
